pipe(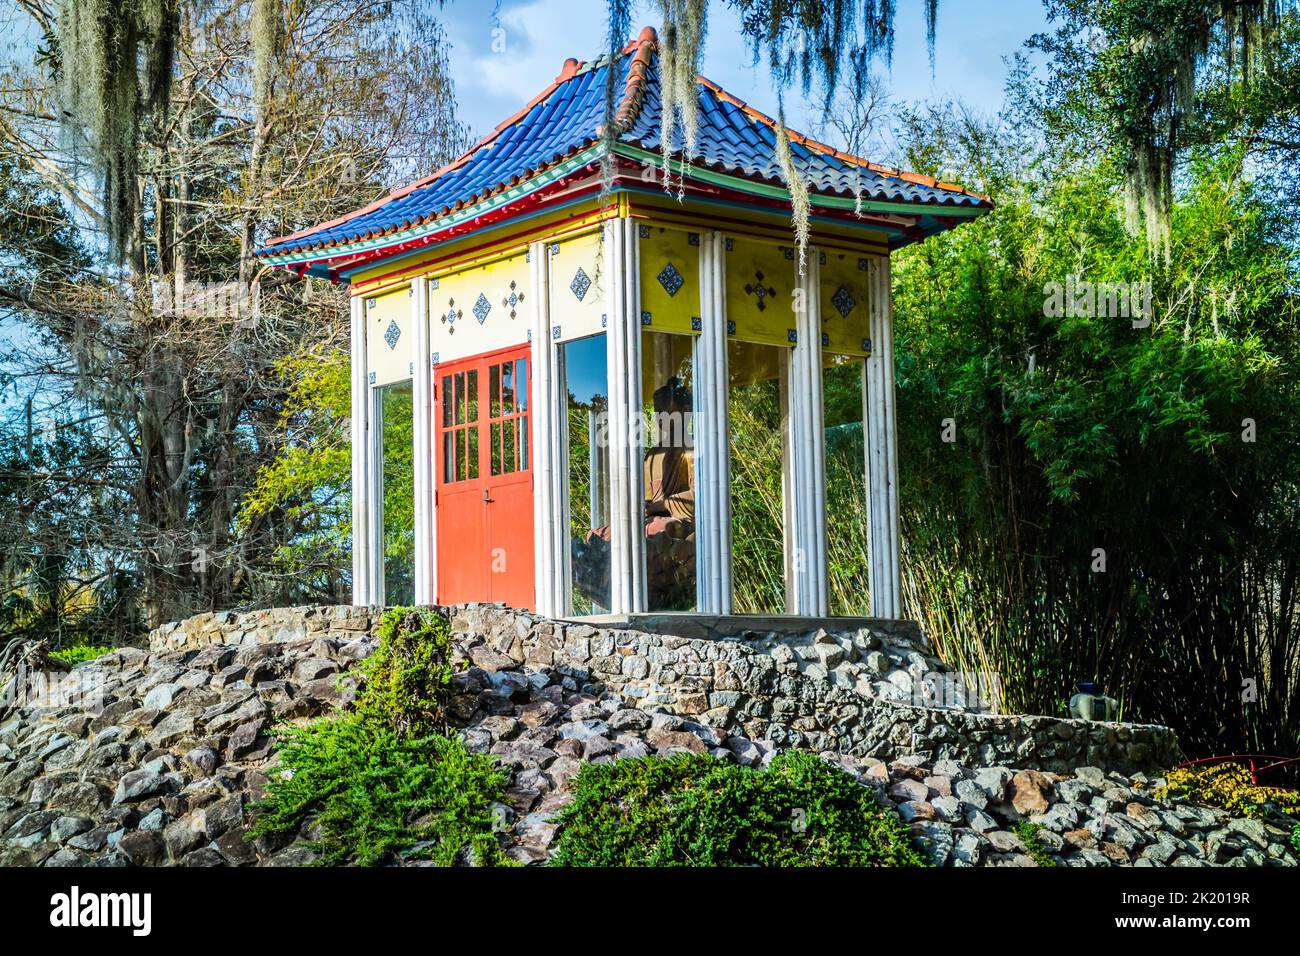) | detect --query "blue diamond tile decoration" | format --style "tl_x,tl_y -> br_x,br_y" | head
657,262 -> 684,297
384,319 -> 401,349
641,311 -> 652,326
552,325 -> 562,339
473,293 -> 491,324
691,316 -> 702,331
570,267 -> 591,302
445,308 -> 458,325
832,285 -> 856,318
368,372 -> 376,384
